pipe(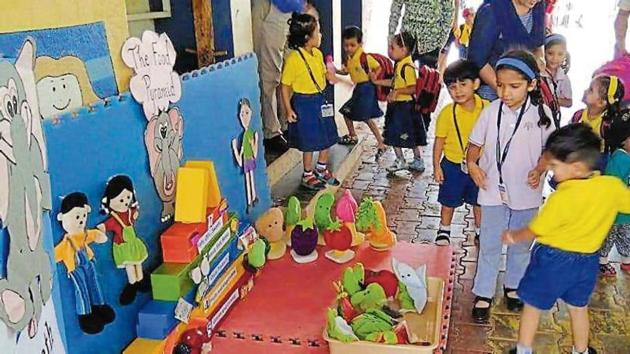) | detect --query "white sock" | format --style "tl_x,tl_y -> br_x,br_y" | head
571,346 -> 589,354
475,226 -> 481,235
439,224 -> 451,231
599,256 -> 609,265
516,343 -> 533,354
